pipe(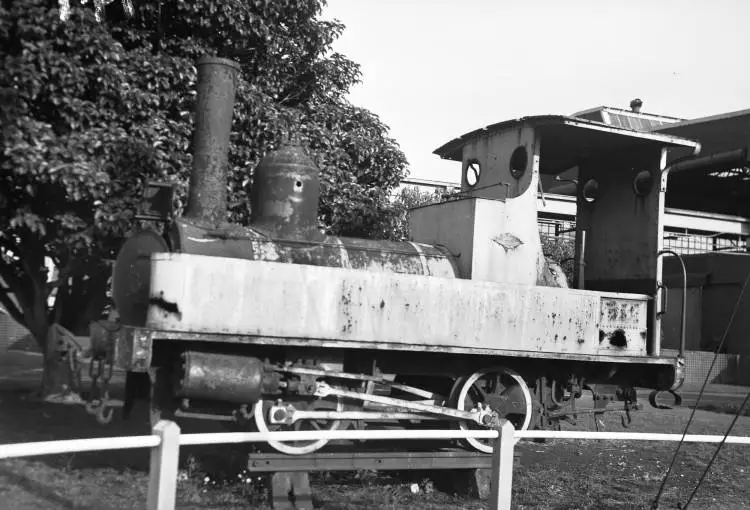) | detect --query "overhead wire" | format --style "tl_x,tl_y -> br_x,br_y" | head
682,390 -> 750,508
651,268 -> 750,509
